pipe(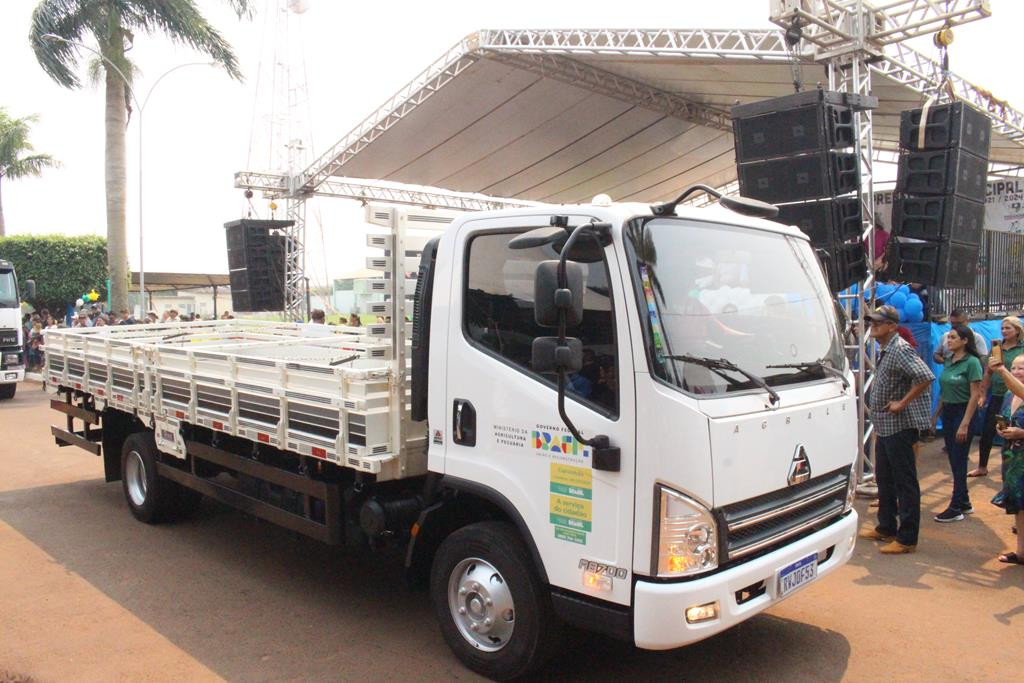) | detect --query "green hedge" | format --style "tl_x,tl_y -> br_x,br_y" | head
0,234 -> 108,312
